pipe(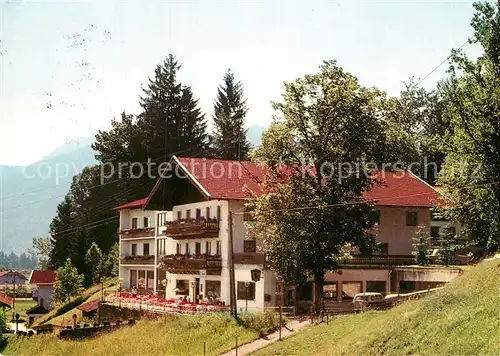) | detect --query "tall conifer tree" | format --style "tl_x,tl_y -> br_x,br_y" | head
212,69 -> 251,160
139,54 -> 208,160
